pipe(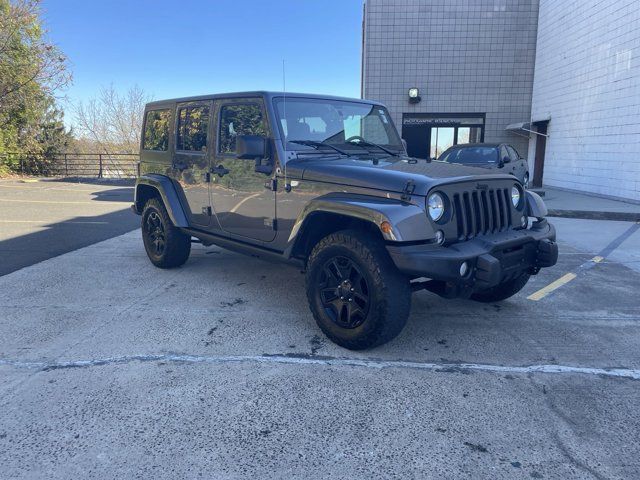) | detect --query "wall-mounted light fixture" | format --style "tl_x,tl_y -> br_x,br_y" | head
408,87 -> 421,104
